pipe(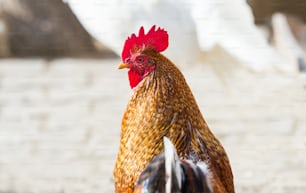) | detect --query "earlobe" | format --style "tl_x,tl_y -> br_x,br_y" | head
148,59 -> 155,66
